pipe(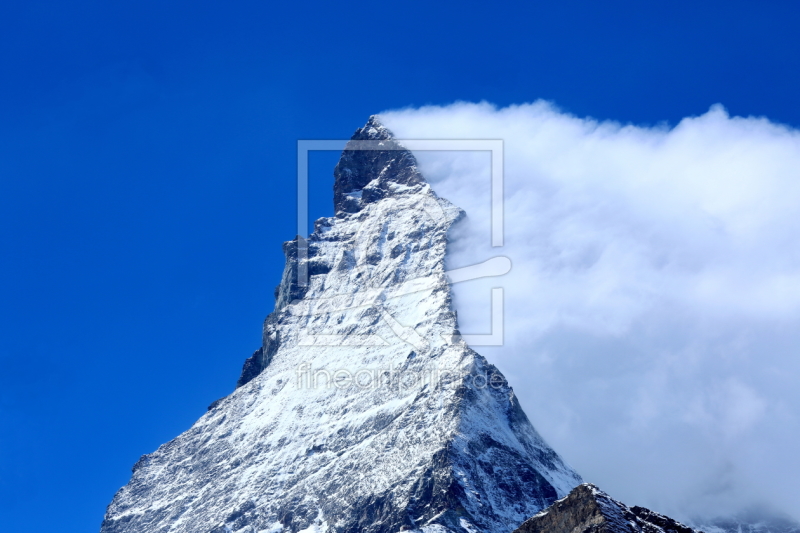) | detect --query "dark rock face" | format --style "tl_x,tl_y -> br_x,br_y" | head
513,483 -> 698,533
333,116 -> 423,215
236,315 -> 282,388
274,236 -> 312,310
235,347 -> 264,388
